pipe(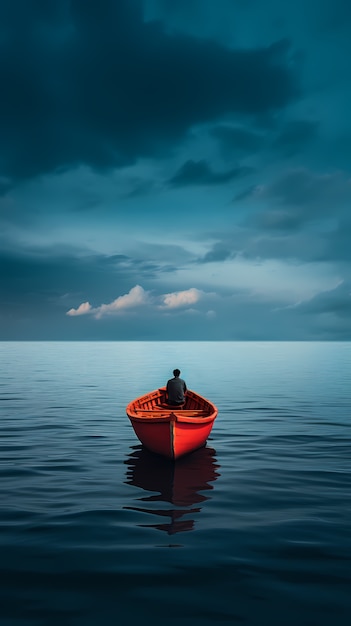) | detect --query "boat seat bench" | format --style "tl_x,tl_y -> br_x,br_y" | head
172,410 -> 208,415
133,409 -> 208,417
